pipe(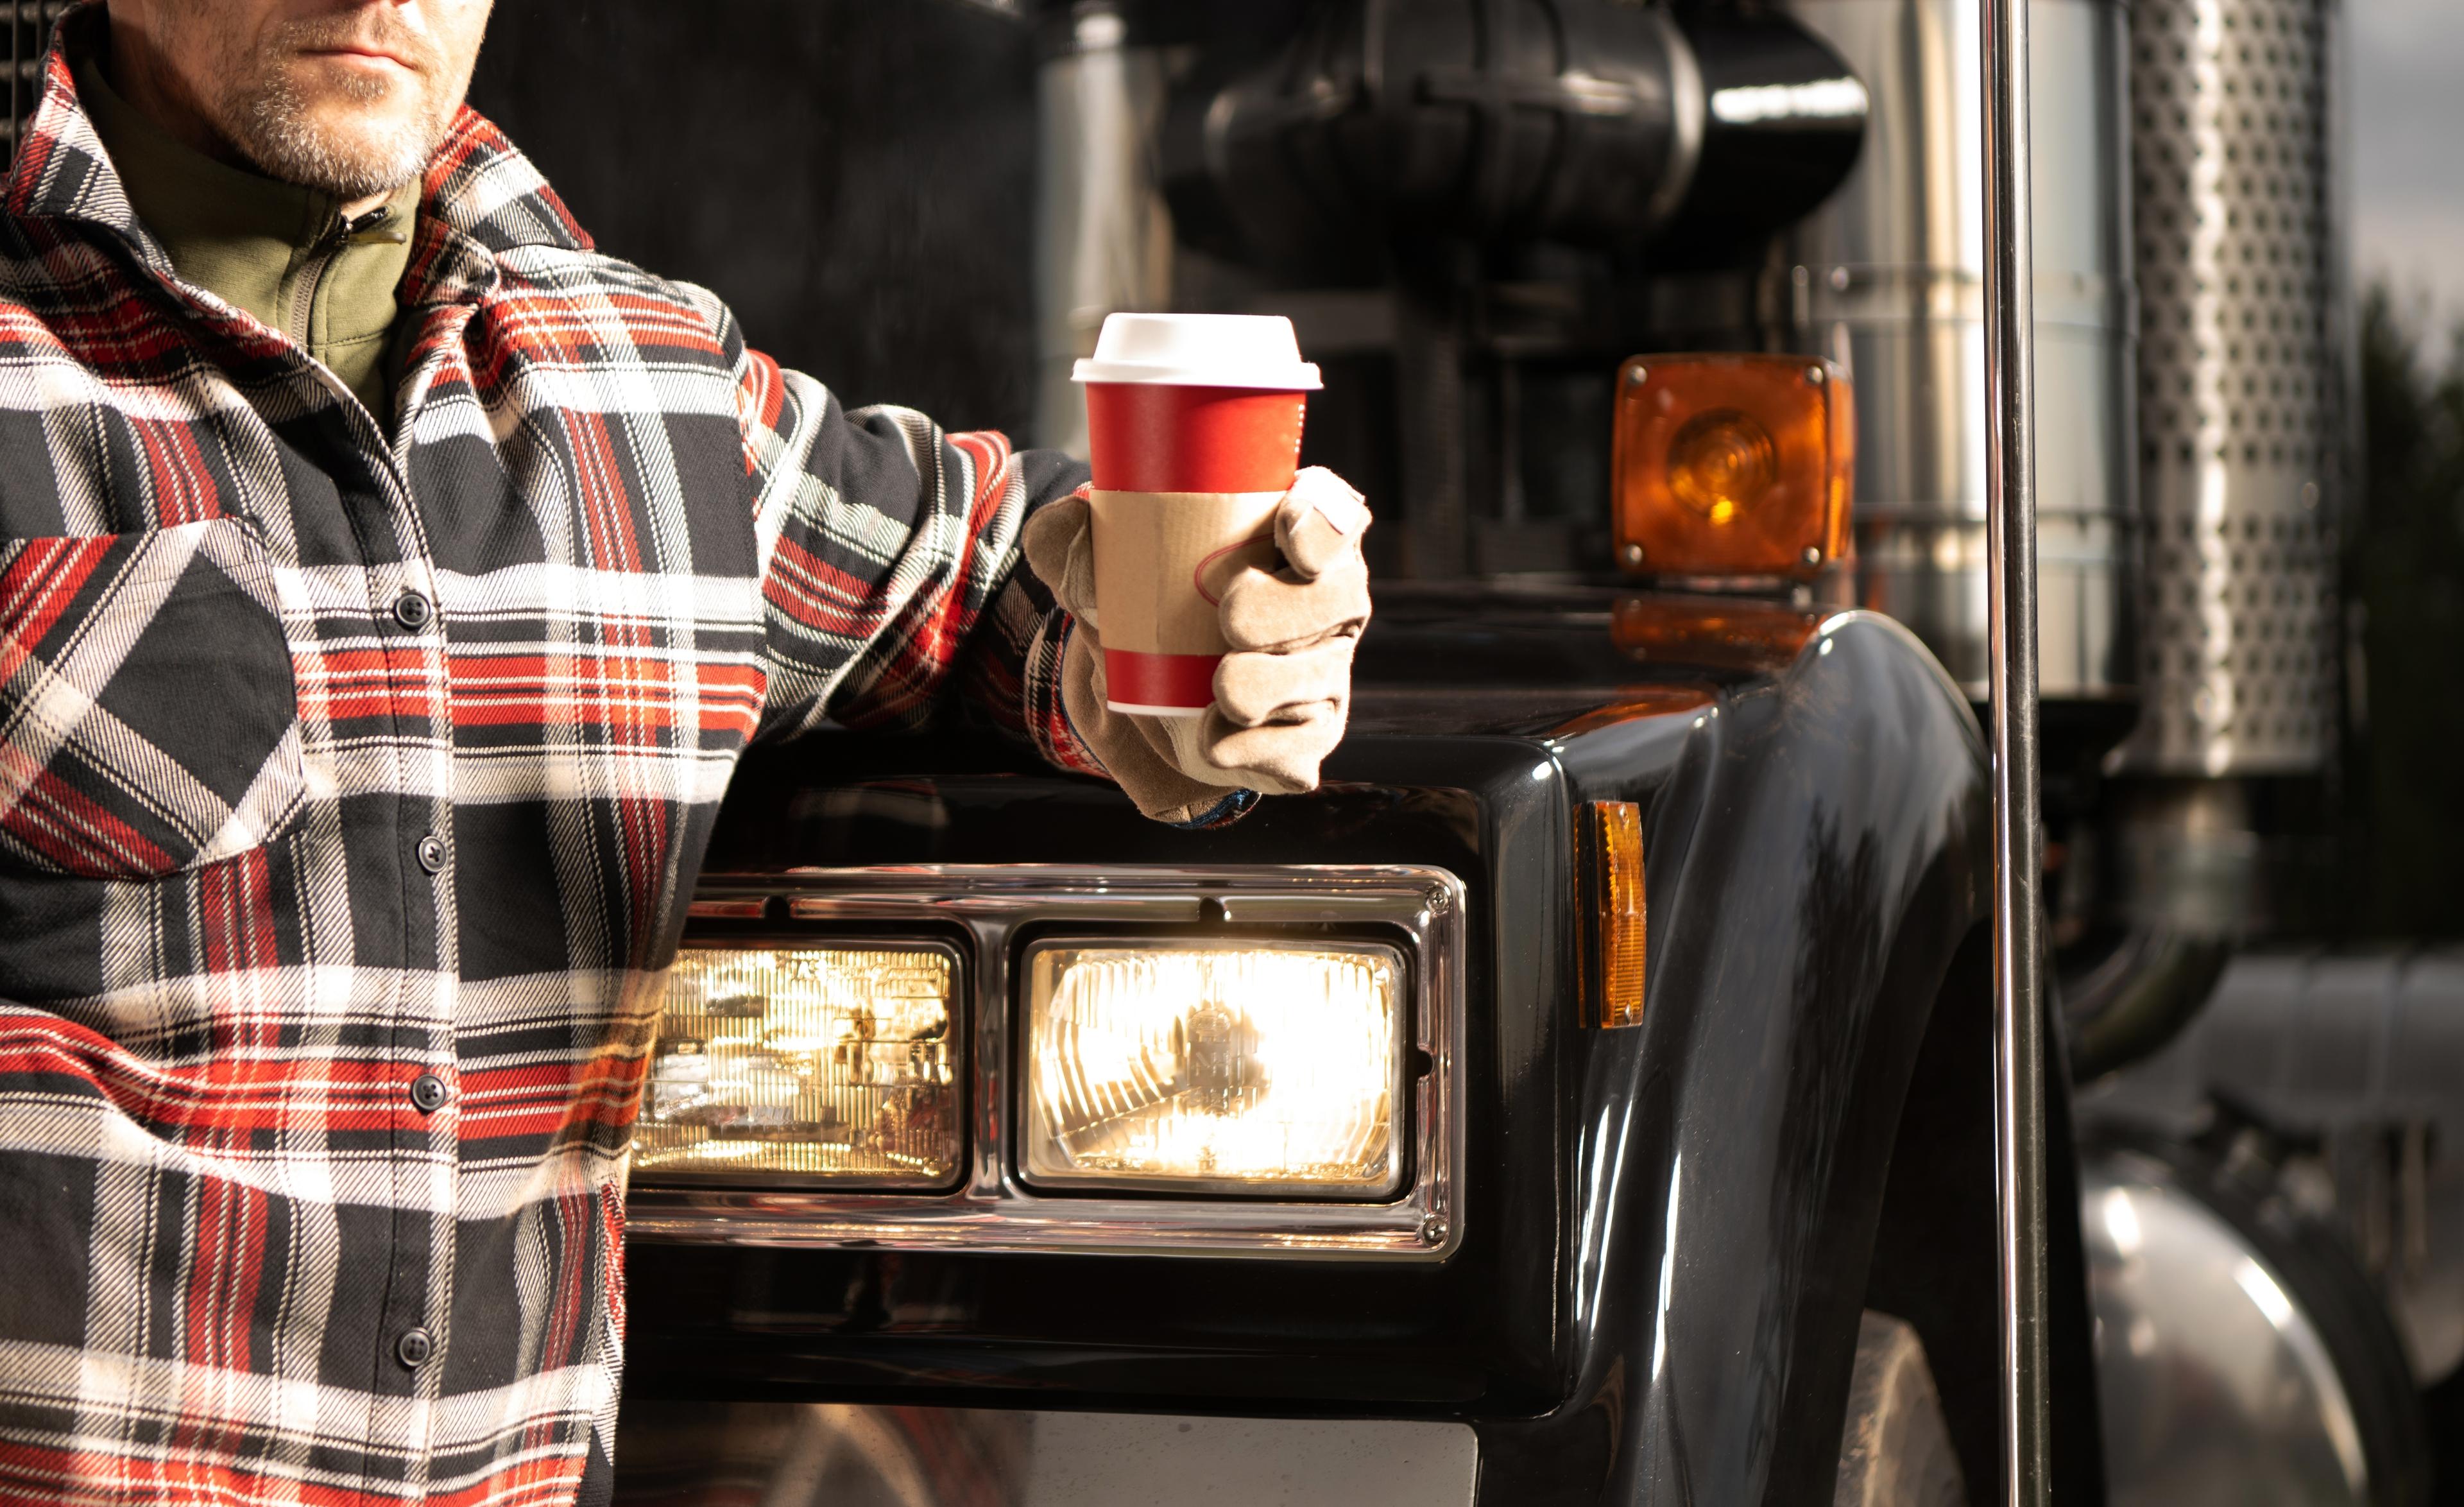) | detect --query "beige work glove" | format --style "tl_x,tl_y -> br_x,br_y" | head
1022,467 -> 1372,825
